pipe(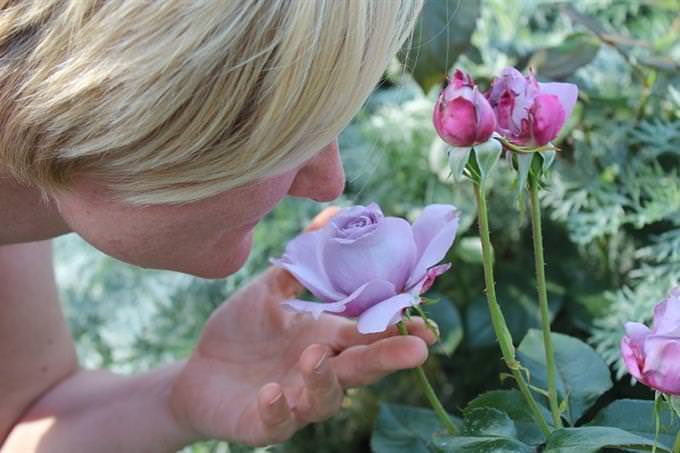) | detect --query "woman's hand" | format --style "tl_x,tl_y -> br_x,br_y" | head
170,210 -> 436,446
